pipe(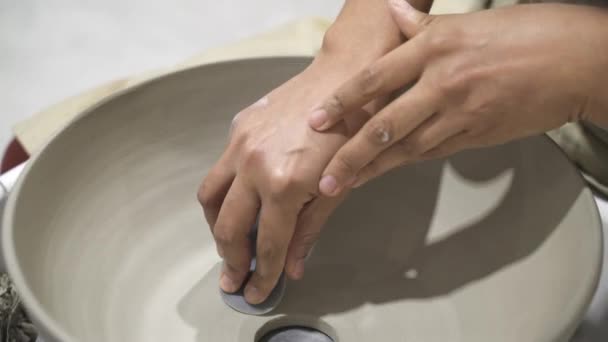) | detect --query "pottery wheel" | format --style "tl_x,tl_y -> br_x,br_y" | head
5,58 -> 601,342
